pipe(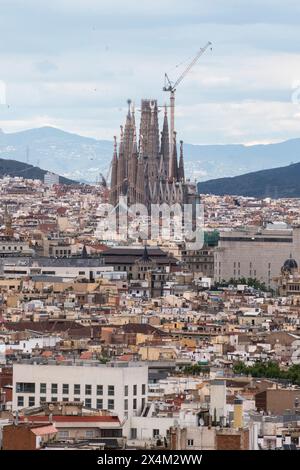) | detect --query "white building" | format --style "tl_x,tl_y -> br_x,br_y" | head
4,336 -> 61,354
44,172 -> 59,187
0,258 -> 126,281
13,361 -> 148,421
